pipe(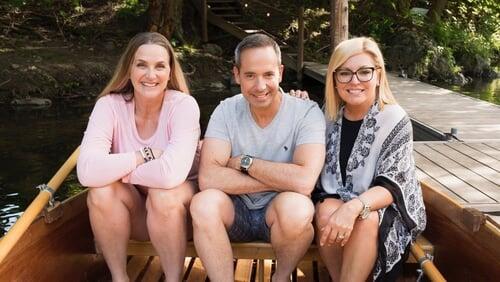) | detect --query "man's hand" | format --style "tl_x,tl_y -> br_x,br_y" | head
289,89 -> 310,100
227,155 -> 241,171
